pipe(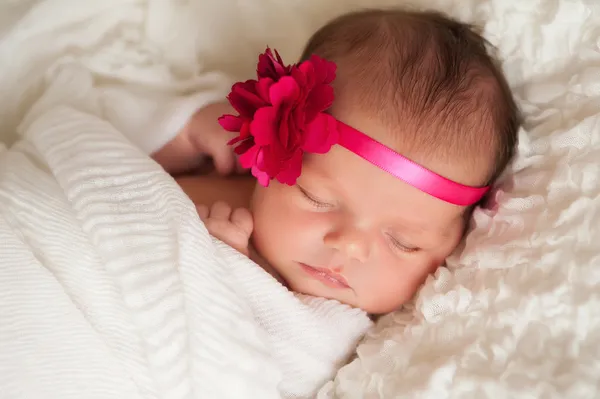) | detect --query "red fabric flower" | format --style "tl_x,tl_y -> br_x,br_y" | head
218,48 -> 339,186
